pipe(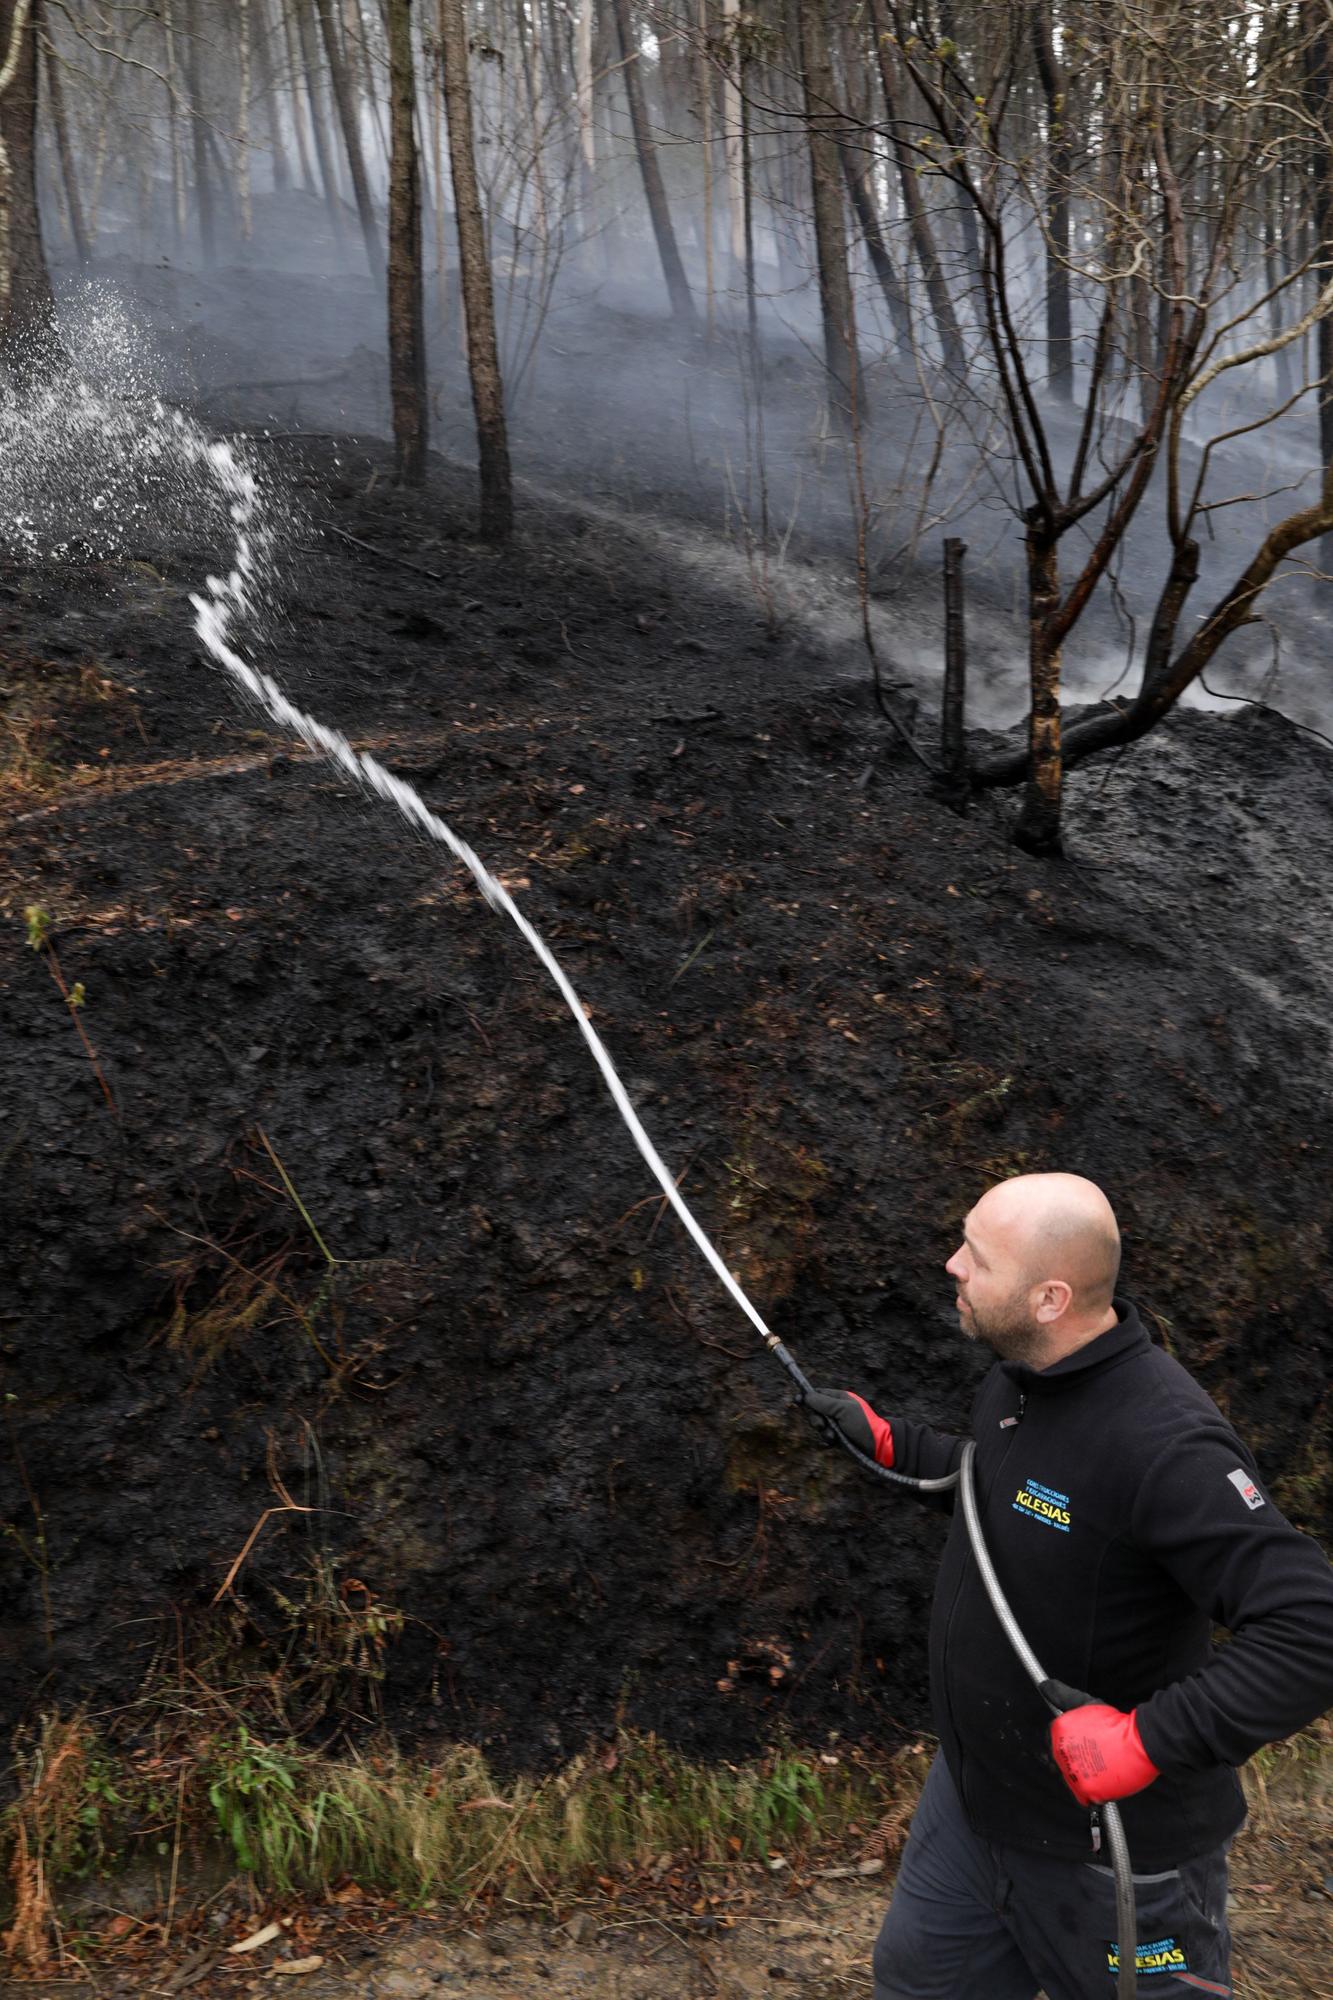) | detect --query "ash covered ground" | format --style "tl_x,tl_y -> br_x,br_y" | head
0,237 -> 1331,1778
